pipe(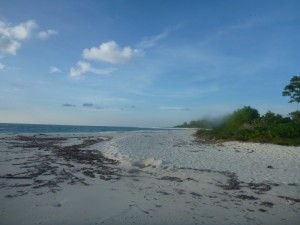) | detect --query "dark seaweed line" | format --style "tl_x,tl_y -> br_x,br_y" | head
1,135 -> 122,197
